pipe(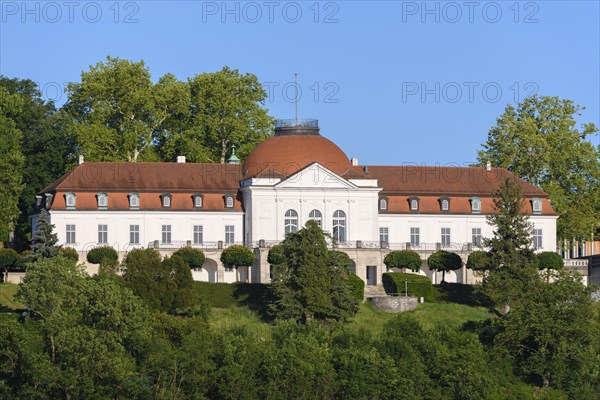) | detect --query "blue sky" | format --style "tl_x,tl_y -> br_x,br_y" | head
1,1 -> 598,166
